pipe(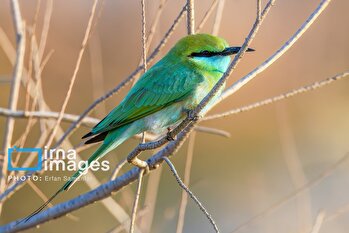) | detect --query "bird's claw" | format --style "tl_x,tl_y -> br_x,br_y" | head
166,127 -> 175,141
127,156 -> 150,173
183,108 -> 199,122
187,110 -> 199,122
